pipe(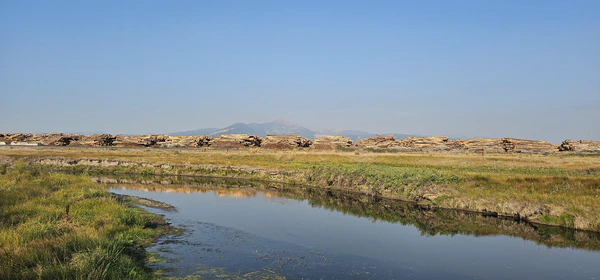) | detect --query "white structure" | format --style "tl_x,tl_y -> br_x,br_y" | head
10,141 -> 41,146
0,142 -> 6,146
